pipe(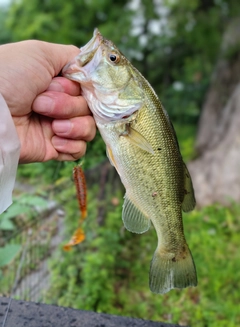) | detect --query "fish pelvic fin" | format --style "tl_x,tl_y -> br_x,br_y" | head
122,194 -> 150,233
182,163 -> 196,212
106,145 -> 117,168
149,245 -> 197,294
